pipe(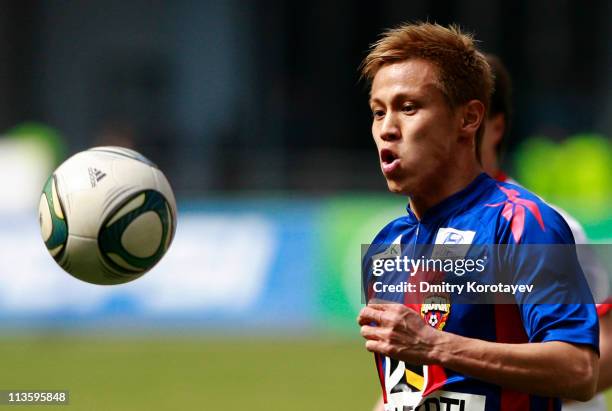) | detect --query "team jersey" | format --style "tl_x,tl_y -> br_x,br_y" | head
364,173 -> 599,411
